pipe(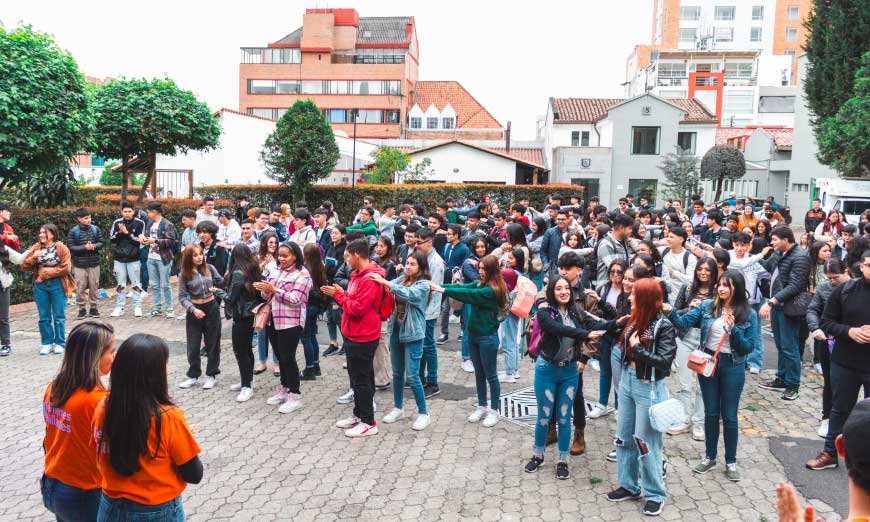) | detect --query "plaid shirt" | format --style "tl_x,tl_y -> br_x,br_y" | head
262,265 -> 312,330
